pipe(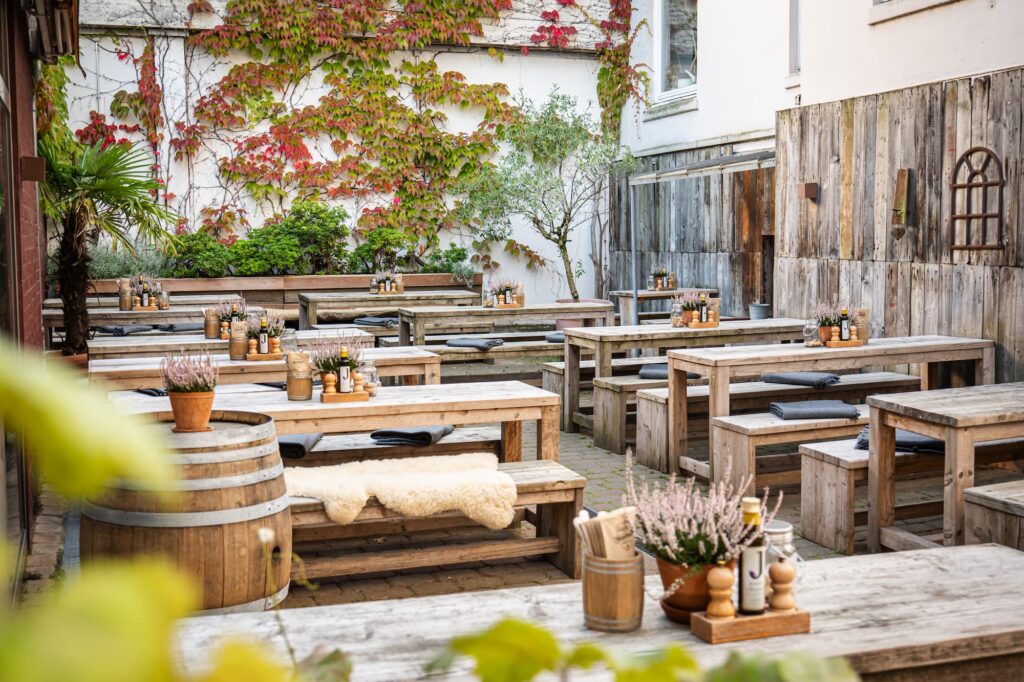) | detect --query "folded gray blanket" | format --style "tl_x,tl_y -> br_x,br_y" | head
354,316 -> 397,328
446,338 -> 504,351
855,426 -> 945,454
154,323 -> 204,333
278,433 -> 324,460
769,400 -> 860,420
370,425 -> 454,446
135,388 -> 167,397
545,332 -> 565,344
96,324 -> 153,336
637,364 -> 699,381
257,381 -> 287,390
761,371 -> 841,390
